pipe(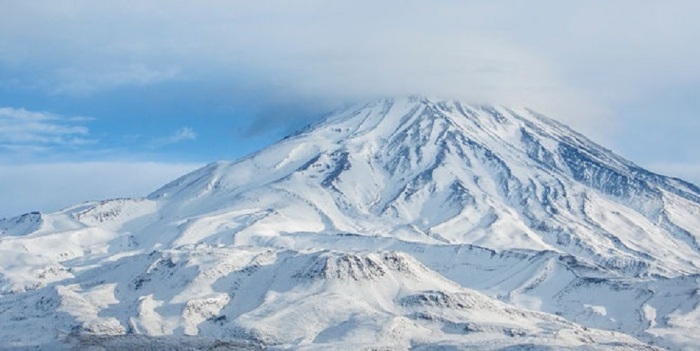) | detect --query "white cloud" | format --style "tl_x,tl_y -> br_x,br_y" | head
151,127 -> 198,148
0,107 -> 94,153
2,2 -> 698,107
0,162 -> 202,218
1,1 -> 698,162
0,1 -> 621,128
